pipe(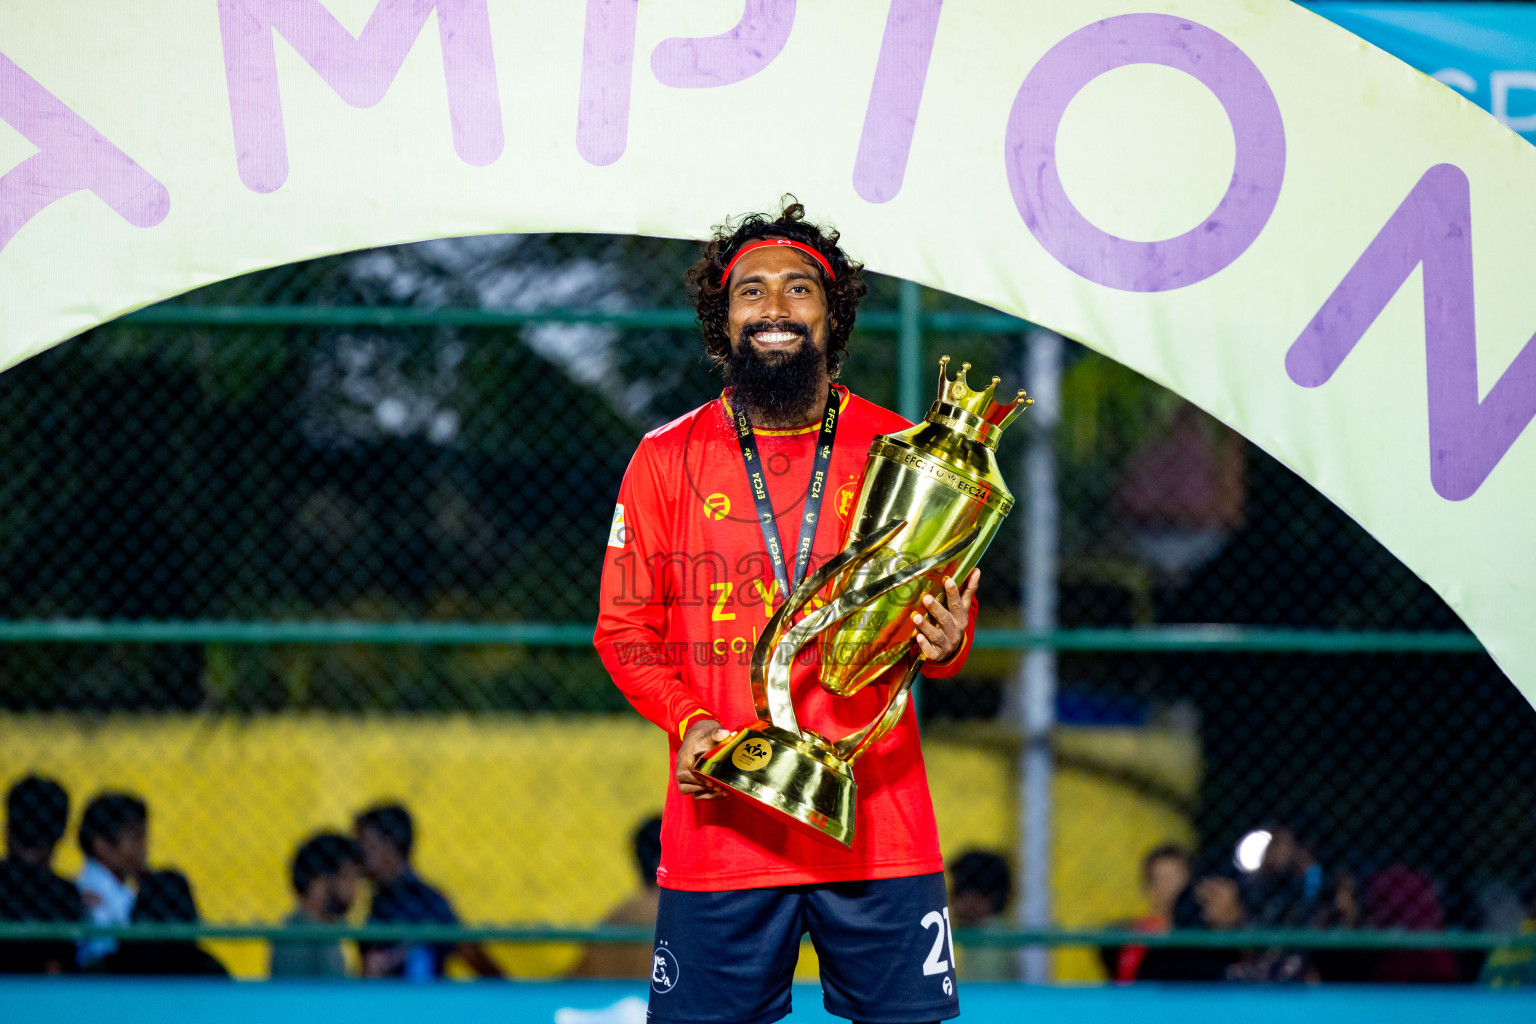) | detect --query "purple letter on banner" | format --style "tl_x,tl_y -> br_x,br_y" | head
0,54 -> 169,254
577,0 -> 639,166
1005,13 -> 1284,292
218,0 -> 503,194
579,0 -> 794,165
853,0 -> 943,204
1286,164 -> 1536,501
651,0 -> 794,88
